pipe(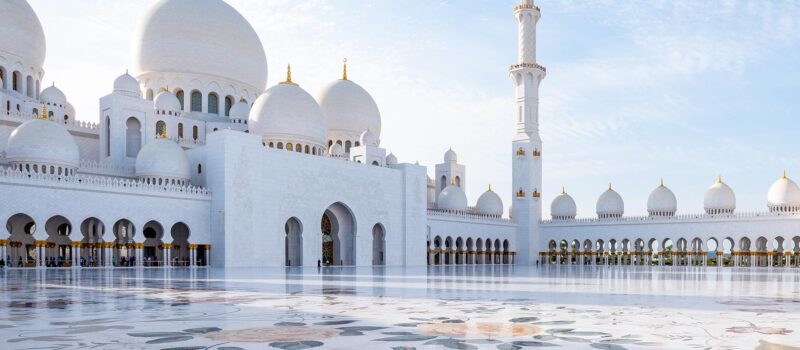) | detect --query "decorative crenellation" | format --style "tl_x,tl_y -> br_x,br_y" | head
509,62 -> 546,72
427,209 -> 512,223
0,167 -> 211,199
2,110 -> 100,131
514,1 -> 540,12
79,160 -> 136,177
541,210 -> 800,225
